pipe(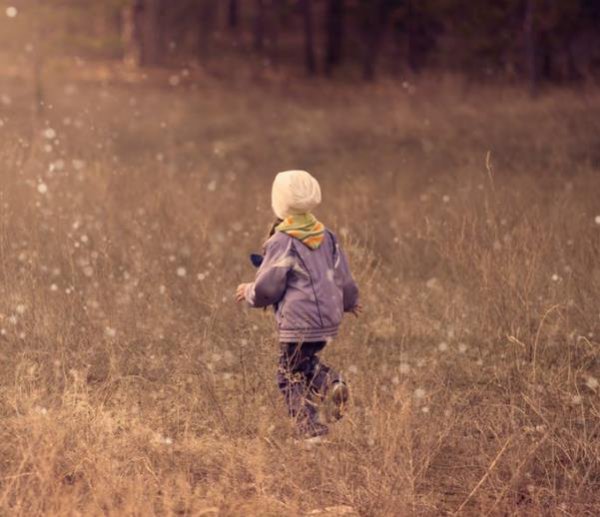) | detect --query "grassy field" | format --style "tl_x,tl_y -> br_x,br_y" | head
0,60 -> 599,515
